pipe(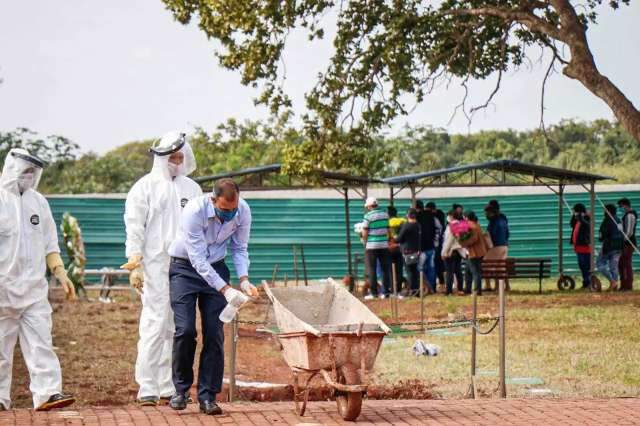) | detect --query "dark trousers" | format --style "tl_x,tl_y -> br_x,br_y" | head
464,257 -> 483,295
444,252 -> 463,294
366,248 -> 391,296
389,248 -> 404,292
576,252 -> 592,288
169,259 -> 229,402
404,260 -> 419,293
435,246 -> 445,285
619,244 -> 634,290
